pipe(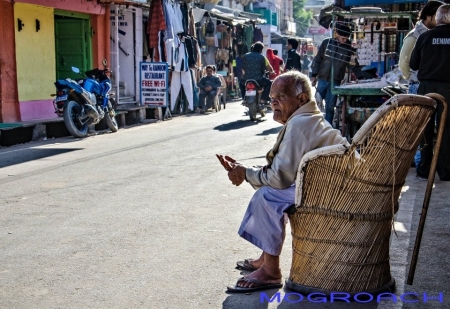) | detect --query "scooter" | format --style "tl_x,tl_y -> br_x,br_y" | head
52,59 -> 118,138
243,79 -> 267,121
